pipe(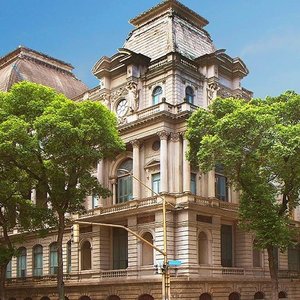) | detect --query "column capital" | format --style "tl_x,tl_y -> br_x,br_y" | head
130,139 -> 140,148
157,130 -> 169,140
170,132 -> 180,142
